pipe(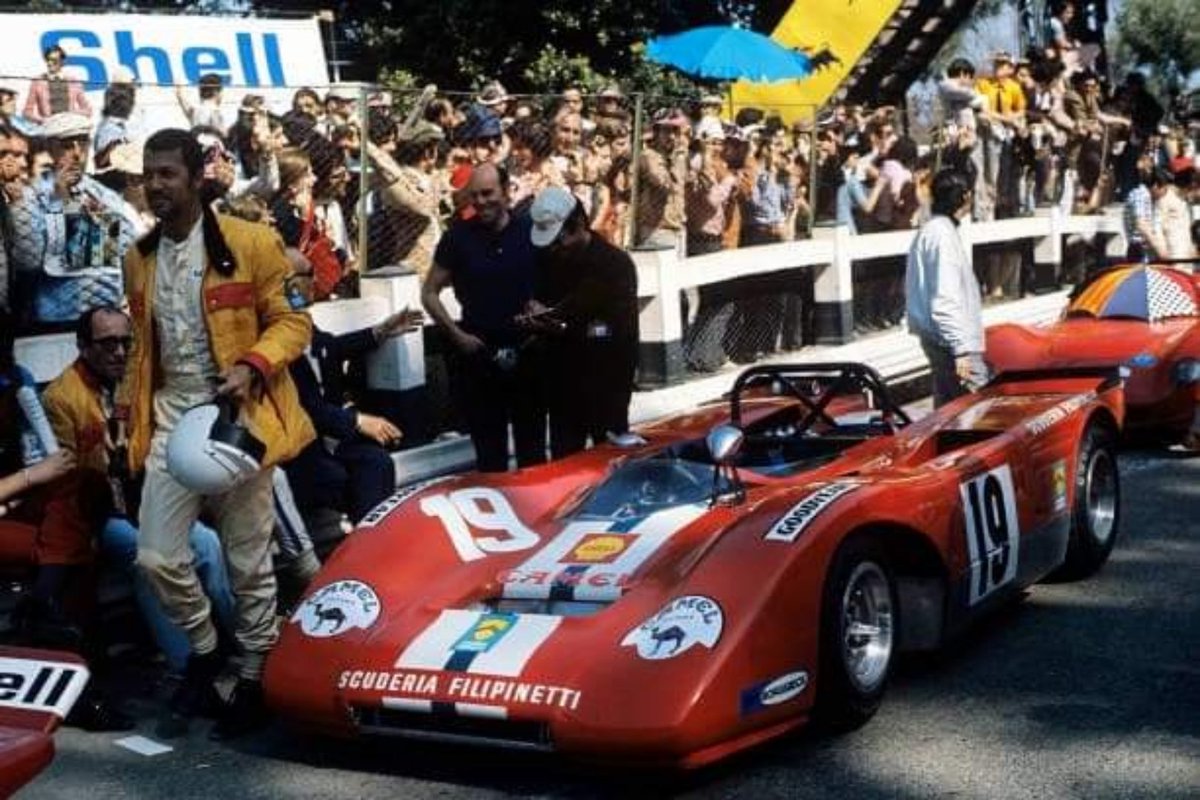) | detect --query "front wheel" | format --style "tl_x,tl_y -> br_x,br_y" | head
815,536 -> 897,732
1057,422 -> 1121,580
